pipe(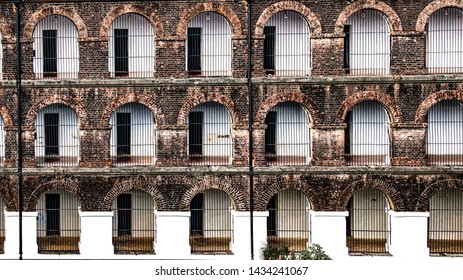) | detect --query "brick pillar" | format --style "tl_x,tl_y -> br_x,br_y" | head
79,128 -> 111,167
388,211 -> 429,257
391,123 -> 427,166
309,210 -> 349,259
311,124 -> 345,165
156,126 -> 188,167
